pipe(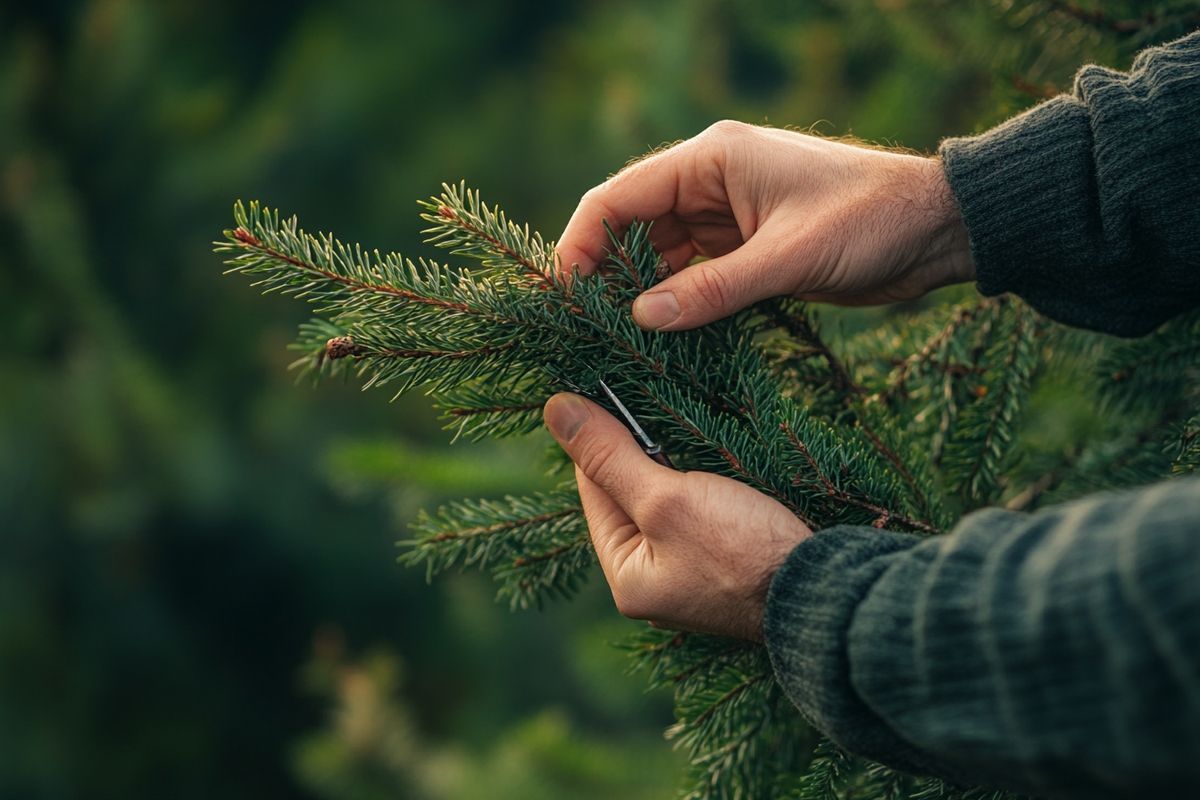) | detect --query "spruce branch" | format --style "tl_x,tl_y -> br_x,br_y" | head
943,304 -> 1040,505
222,210 -> 472,313
1003,470 -> 1061,511
1170,414 -> 1200,475
401,490 -> 589,607
763,302 -> 935,520
876,298 -> 1003,405
1047,0 -> 1200,35
767,303 -> 863,400
781,422 -> 940,534
418,181 -> 555,284
439,398 -> 548,441
1098,308 -> 1200,415
793,739 -> 850,800
221,184 -> 1066,800
496,536 -> 595,609
1052,425 -> 1176,499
